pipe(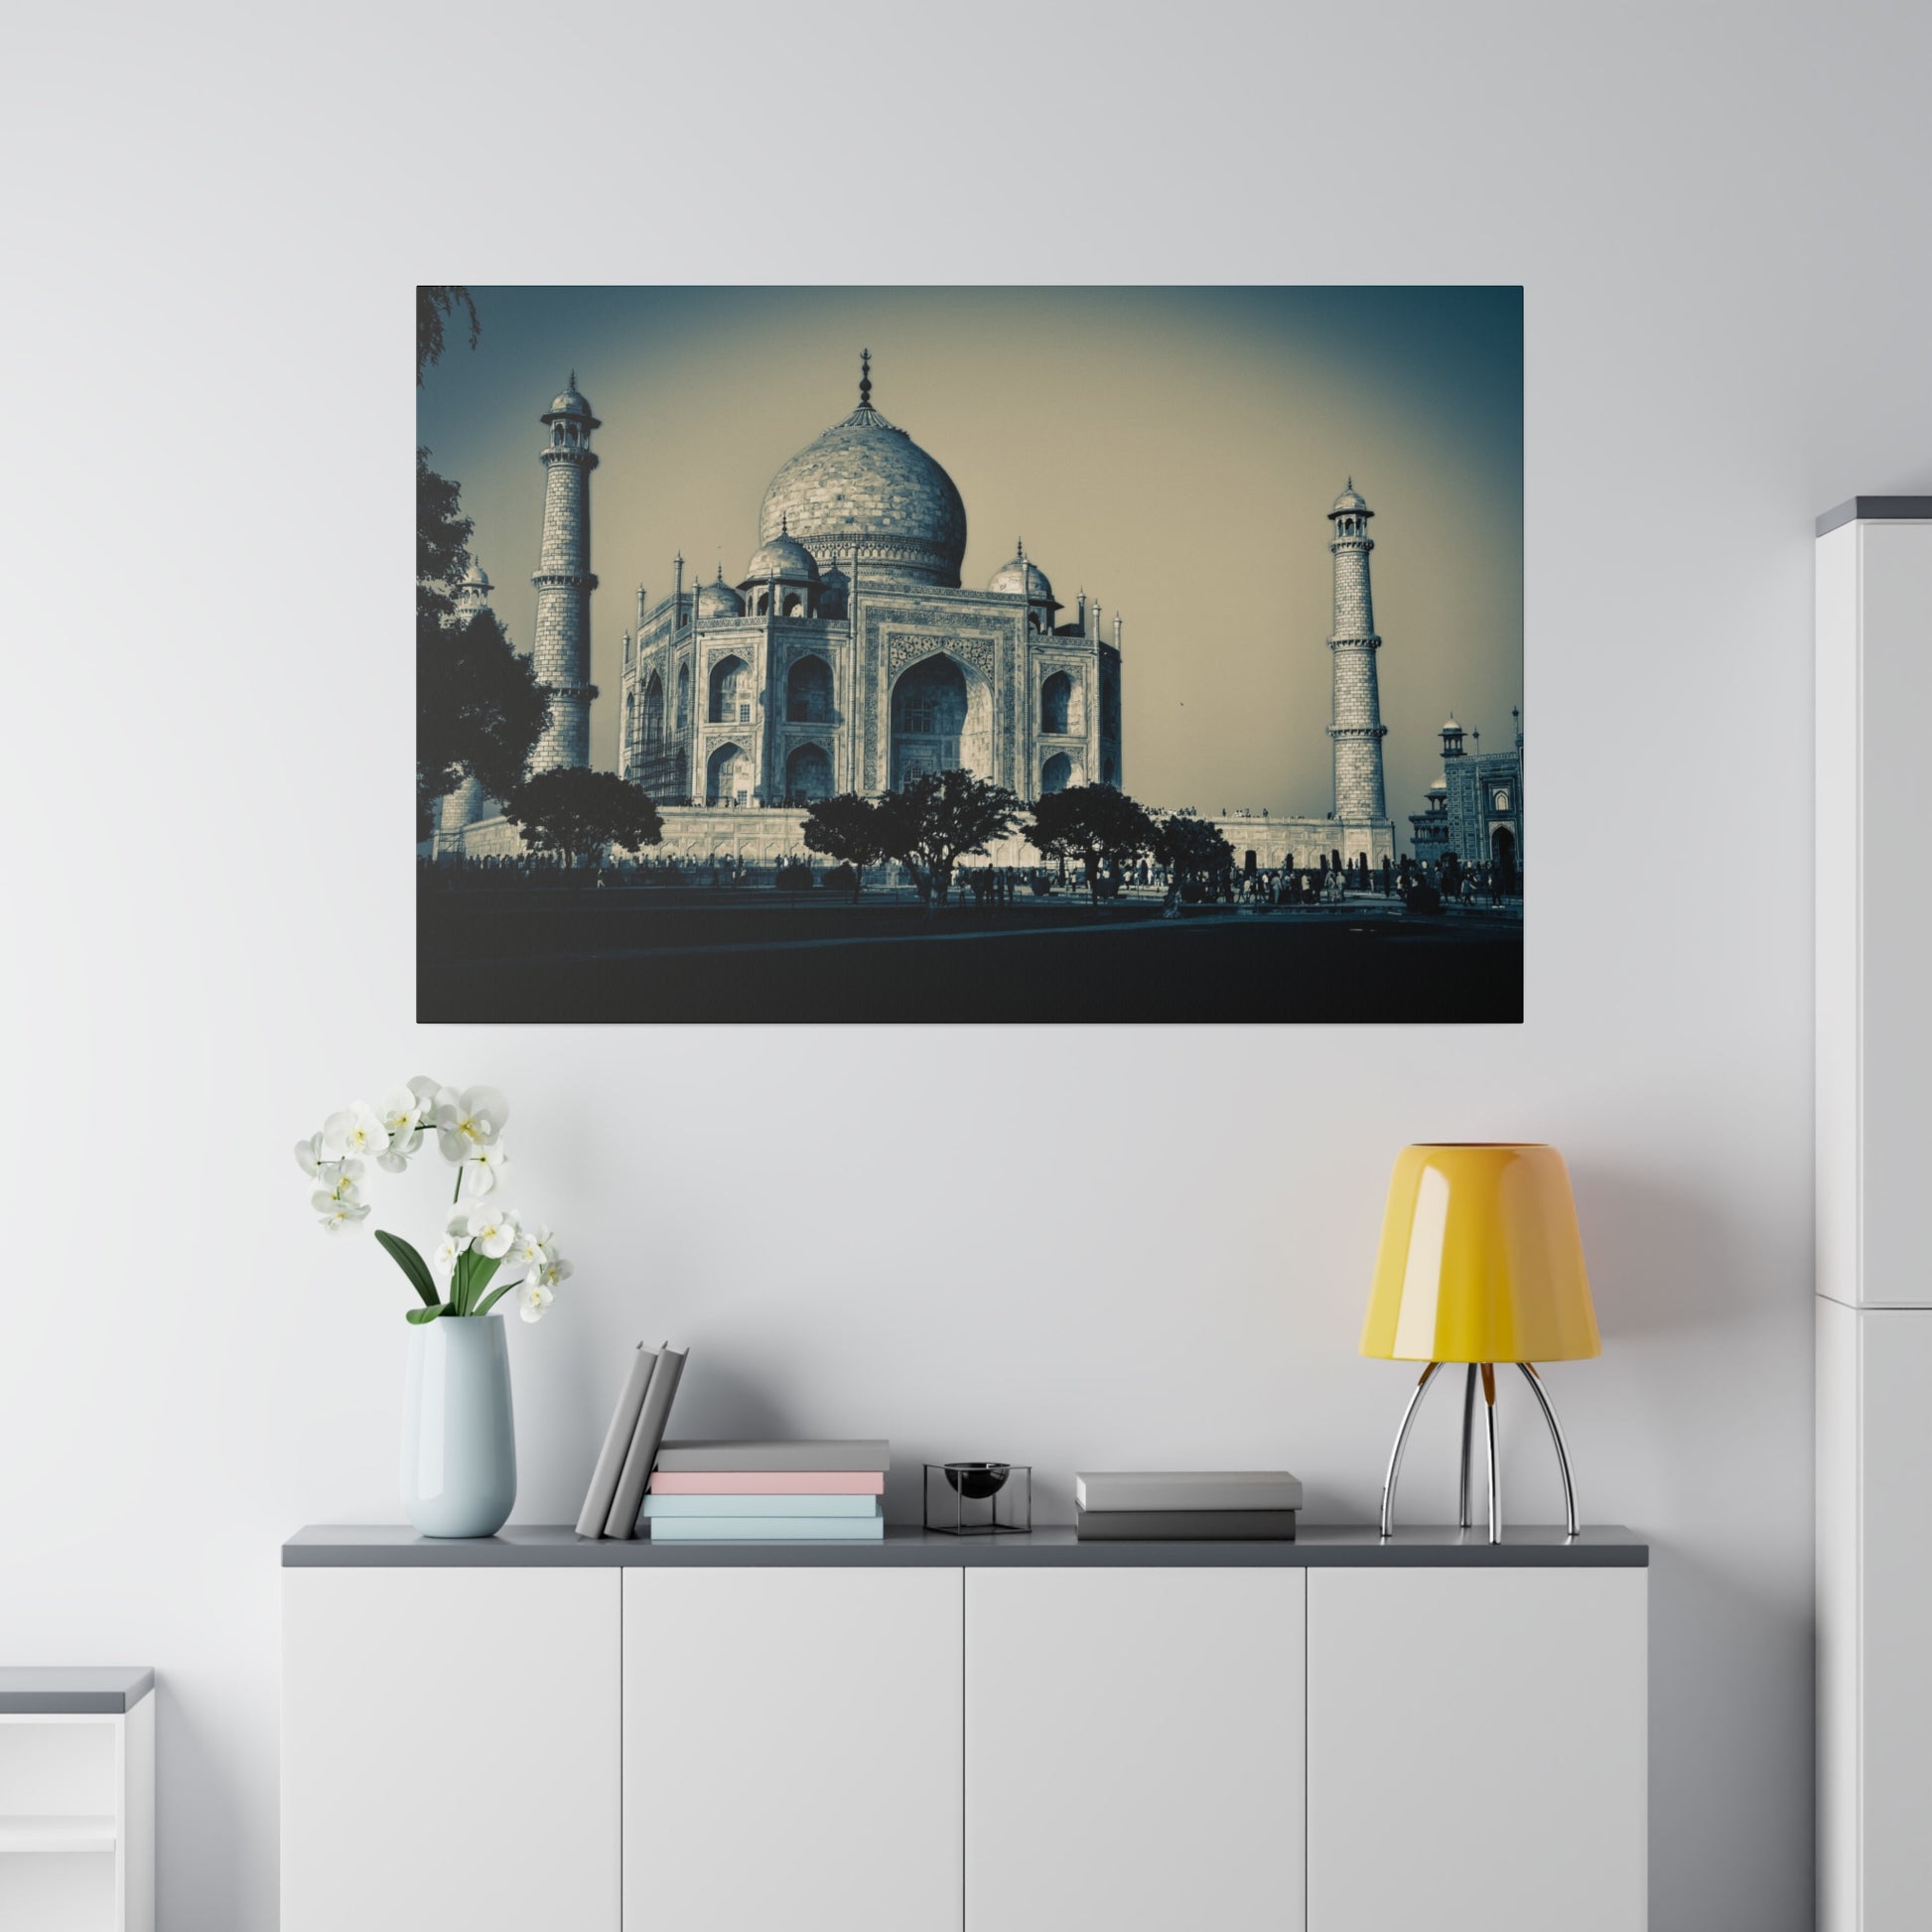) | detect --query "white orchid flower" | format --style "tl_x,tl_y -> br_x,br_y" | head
465,1206 -> 519,1260
293,1133 -> 329,1180
517,1282 -> 555,1323
432,1232 -> 464,1281
444,1211 -> 475,1247
312,1160 -> 365,1204
407,1074 -> 442,1111
315,1190 -> 370,1235
321,1101 -> 388,1162
434,1086 -> 508,1163
378,1086 -> 424,1136
529,1252 -> 573,1294
508,1221 -> 553,1269
461,1144 -> 513,1197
